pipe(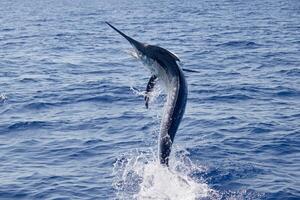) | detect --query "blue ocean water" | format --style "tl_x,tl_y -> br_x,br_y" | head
1,0 -> 300,199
